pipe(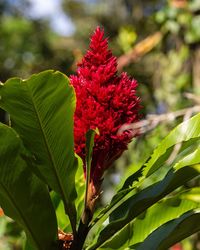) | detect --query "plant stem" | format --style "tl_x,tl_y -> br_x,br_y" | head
70,180 -> 101,249
70,219 -> 90,250
70,208 -> 92,249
